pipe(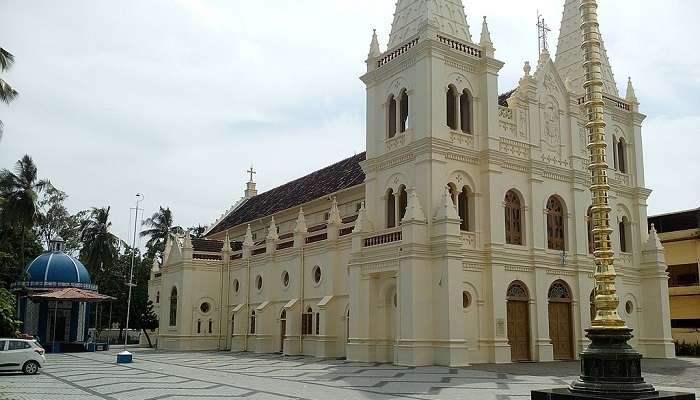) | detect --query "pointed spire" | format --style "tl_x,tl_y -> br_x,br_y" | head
354,201 -> 372,233
294,208 -> 307,234
626,77 -> 638,104
243,224 -> 254,247
368,29 -> 381,59
222,232 -> 232,252
479,16 -> 494,57
151,257 -> 160,273
183,231 -> 193,250
523,61 -> 532,77
388,0 -> 472,48
554,0 -> 618,95
266,217 -> 279,242
434,188 -> 460,220
401,188 -> 426,223
644,224 -> 664,251
327,197 -> 342,225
